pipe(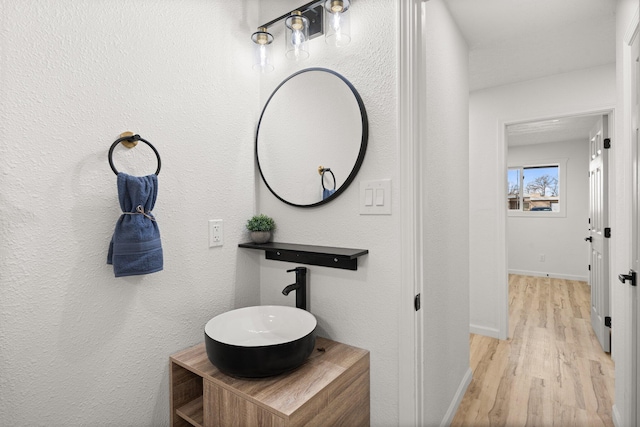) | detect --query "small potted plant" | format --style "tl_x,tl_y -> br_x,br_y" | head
246,214 -> 276,244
